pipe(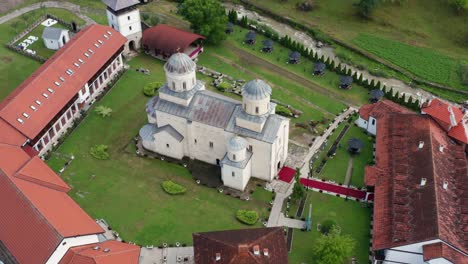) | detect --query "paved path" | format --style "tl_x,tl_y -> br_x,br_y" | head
344,158 -> 353,186
278,214 -> 305,229
299,107 -> 356,178
225,3 -> 437,103
0,1 -> 95,25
